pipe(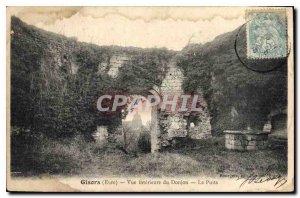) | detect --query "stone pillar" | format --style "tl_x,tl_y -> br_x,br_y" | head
151,105 -> 161,153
